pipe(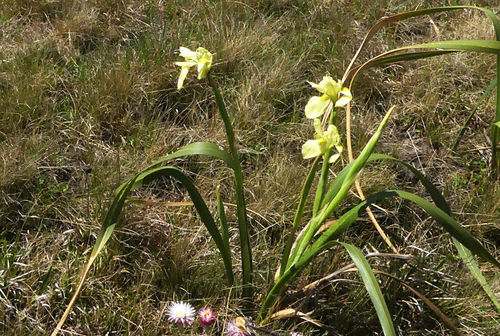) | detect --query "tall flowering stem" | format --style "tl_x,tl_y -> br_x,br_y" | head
206,73 -> 253,299
313,105 -> 339,217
